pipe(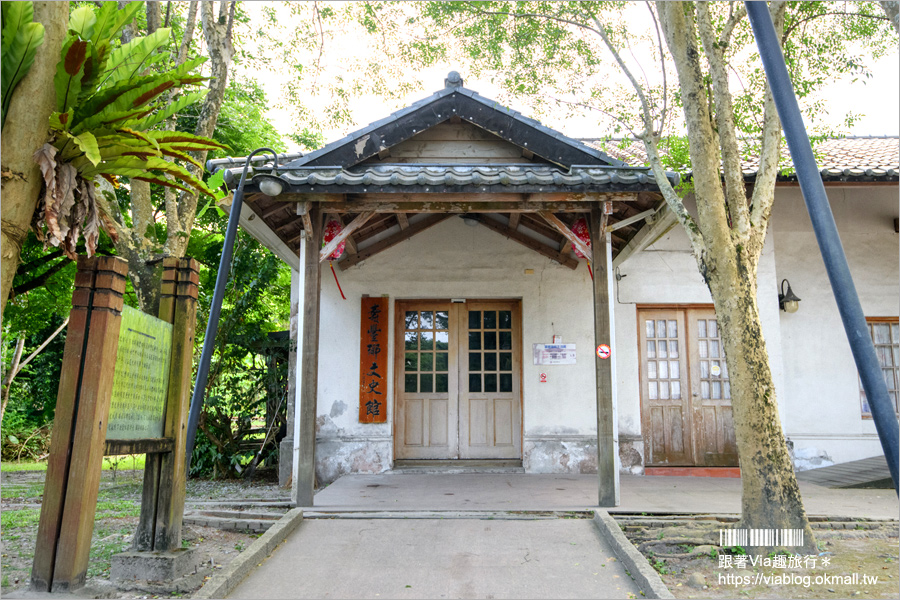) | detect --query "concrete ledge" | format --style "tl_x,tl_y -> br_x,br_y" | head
592,510 -> 674,599
194,508 -> 304,599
